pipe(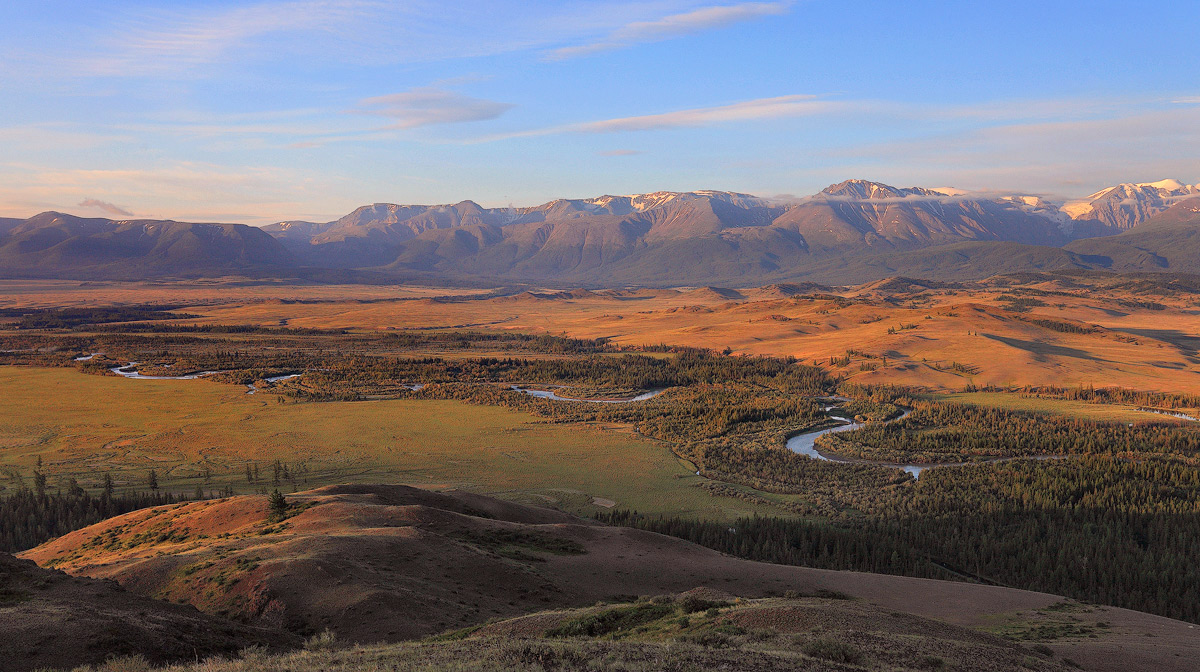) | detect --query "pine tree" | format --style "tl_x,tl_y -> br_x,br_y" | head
268,489 -> 288,521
